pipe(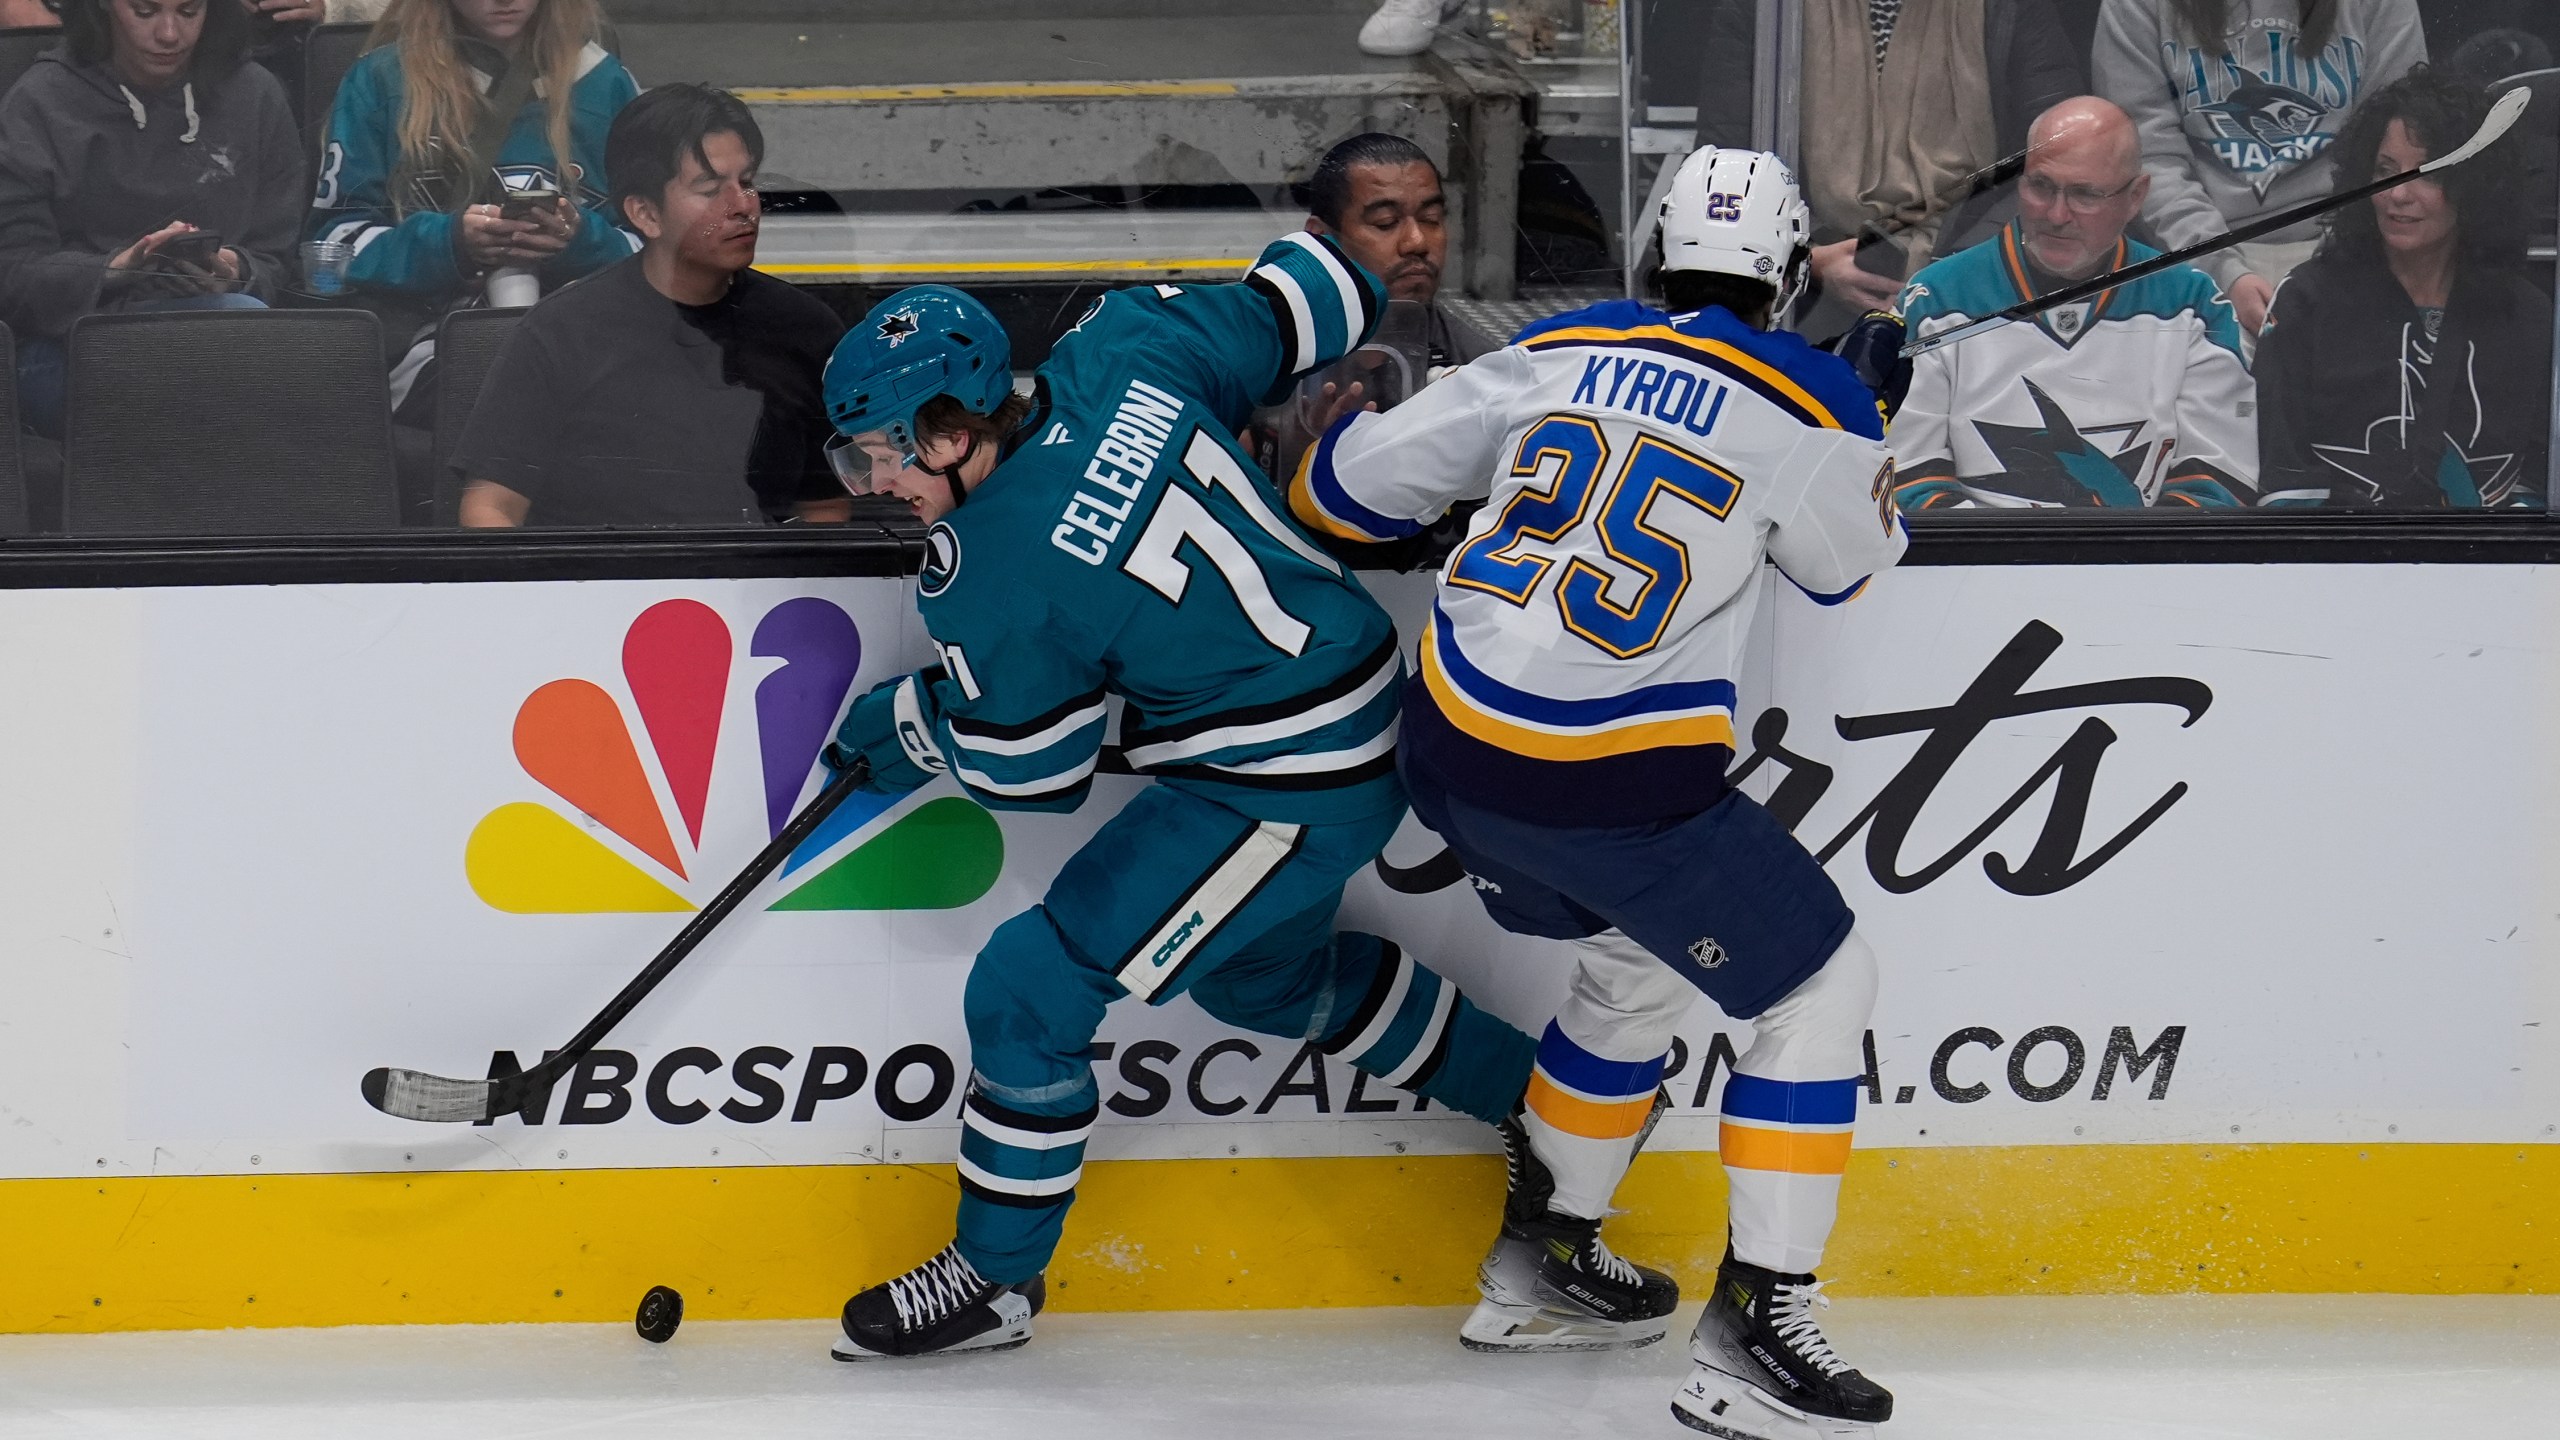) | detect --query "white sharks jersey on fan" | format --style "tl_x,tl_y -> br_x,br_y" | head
1287,299 -> 1905,825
